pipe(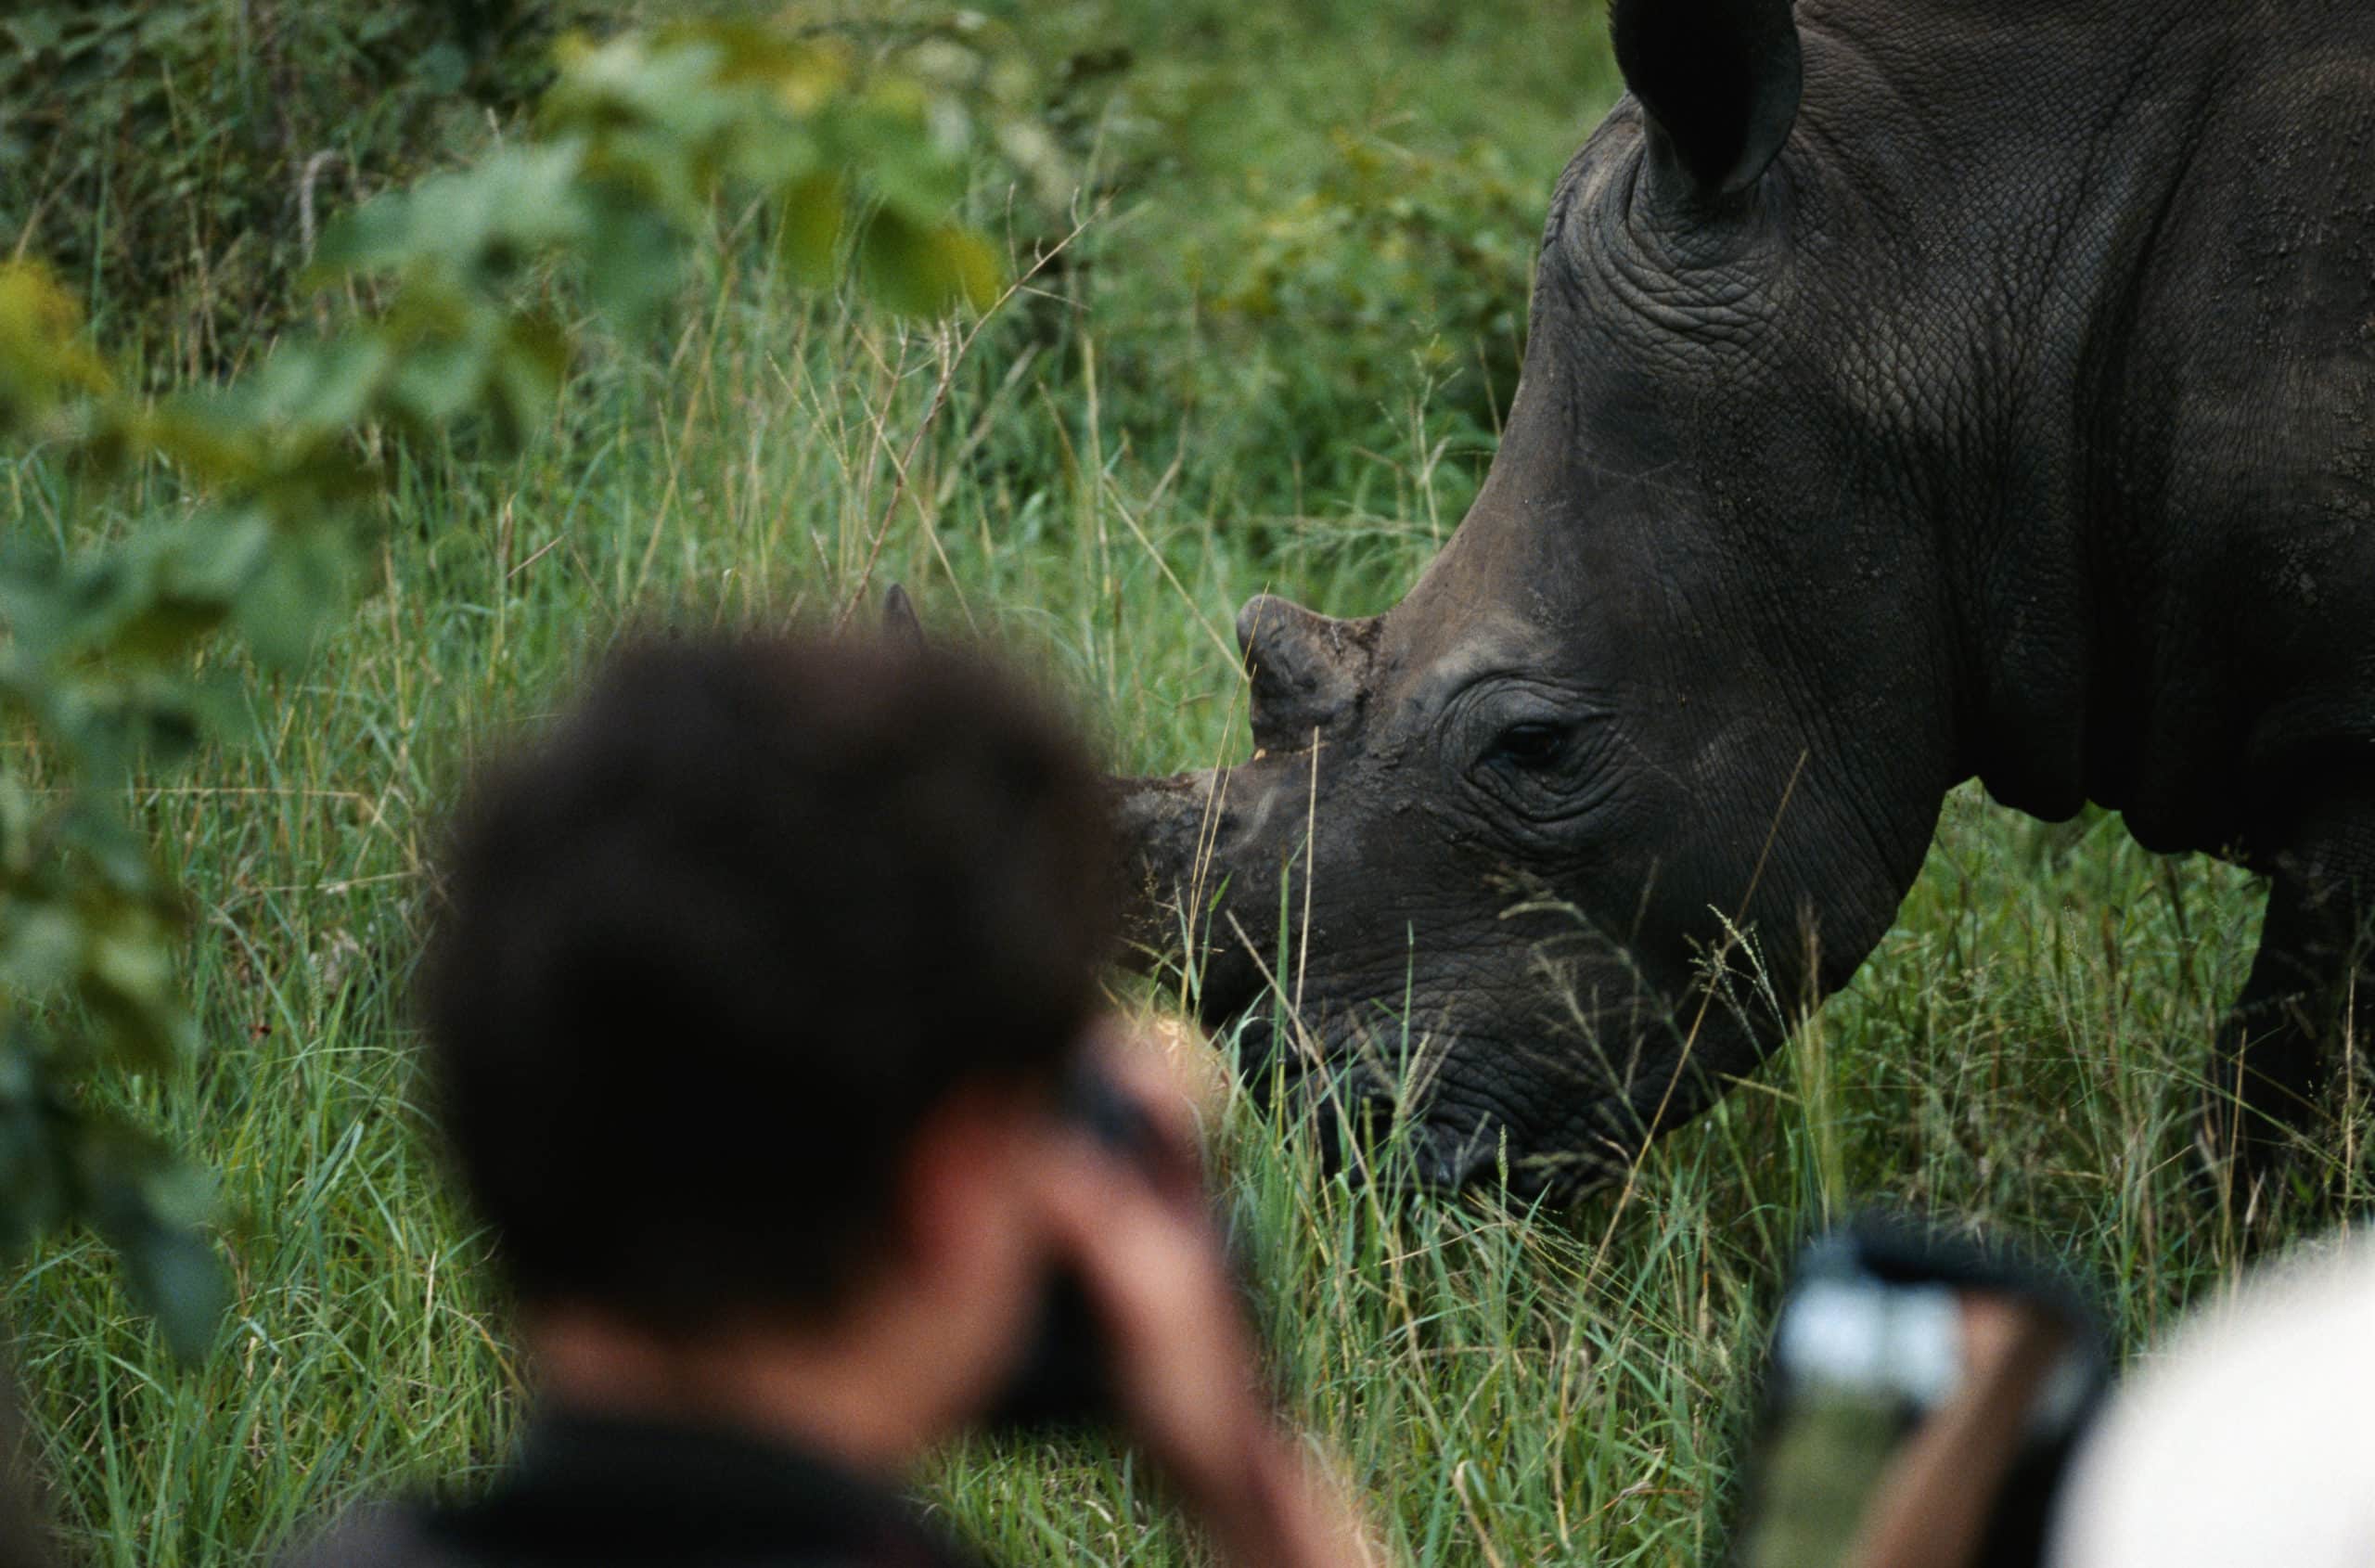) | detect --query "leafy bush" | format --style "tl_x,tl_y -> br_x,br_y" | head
0,15 -> 1018,1362
1195,133 -> 1539,514
950,0 -> 1615,536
